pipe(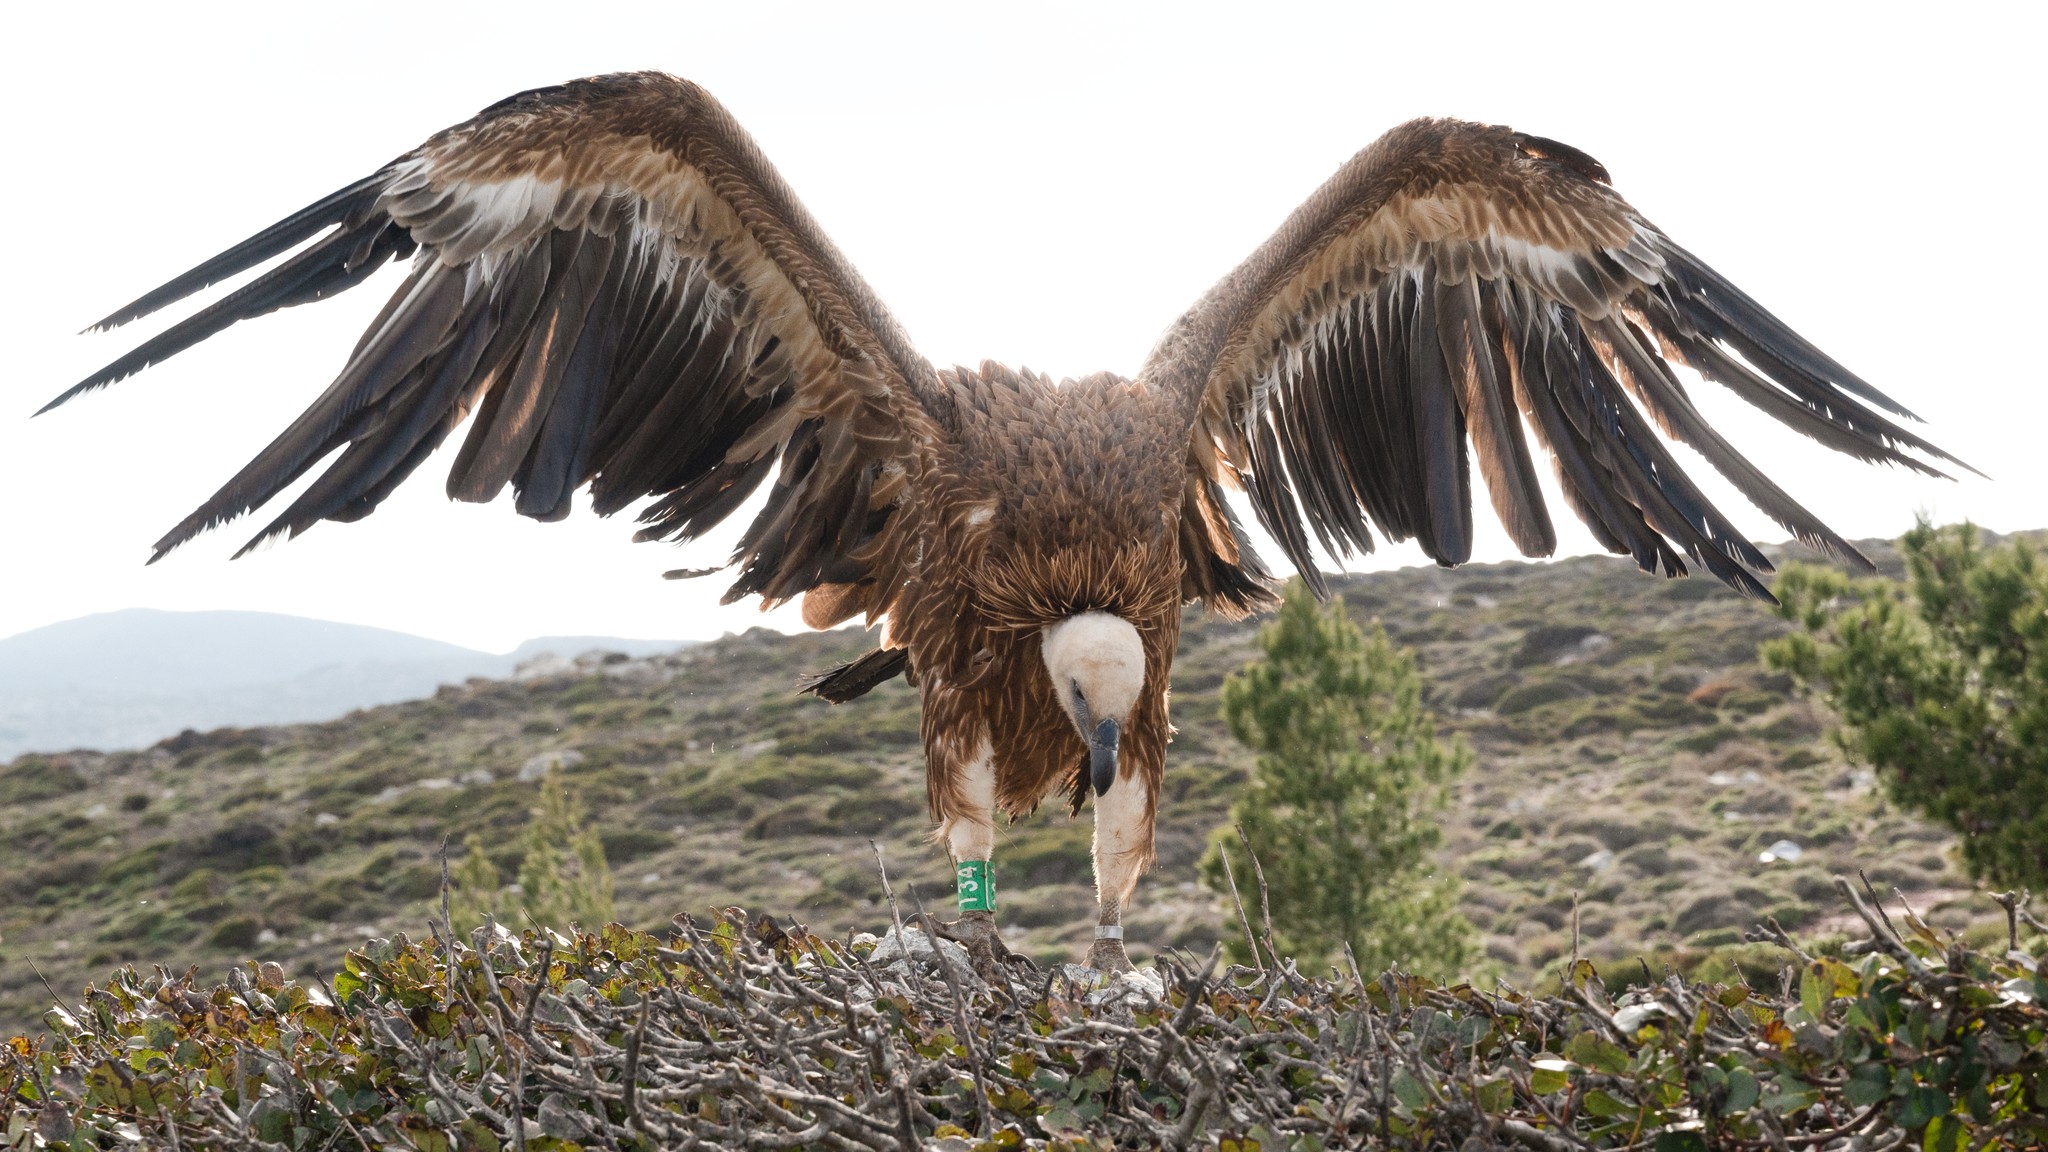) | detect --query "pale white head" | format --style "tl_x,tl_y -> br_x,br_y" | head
1041,611 -> 1145,795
